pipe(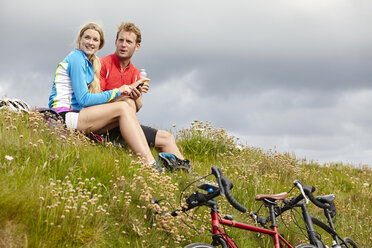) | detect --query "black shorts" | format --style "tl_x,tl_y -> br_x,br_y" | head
107,125 -> 158,147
